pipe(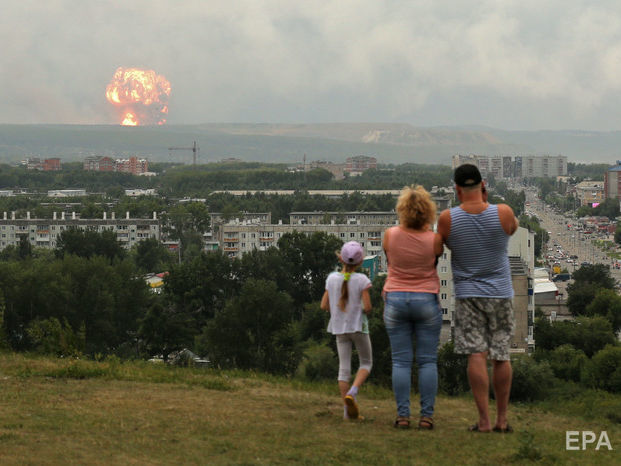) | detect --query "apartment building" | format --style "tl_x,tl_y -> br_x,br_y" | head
84,156 -> 115,172
24,157 -> 62,171
604,161 -> 621,200
219,223 -> 386,262
0,211 -> 160,250
290,211 -> 397,226
345,155 -> 377,175
515,155 -> 567,178
83,155 -> 148,175
575,181 -> 605,206
453,155 -> 567,179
